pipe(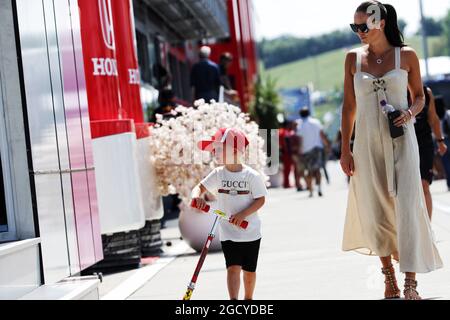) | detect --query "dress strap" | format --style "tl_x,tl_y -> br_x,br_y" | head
395,47 -> 401,70
356,48 -> 362,73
